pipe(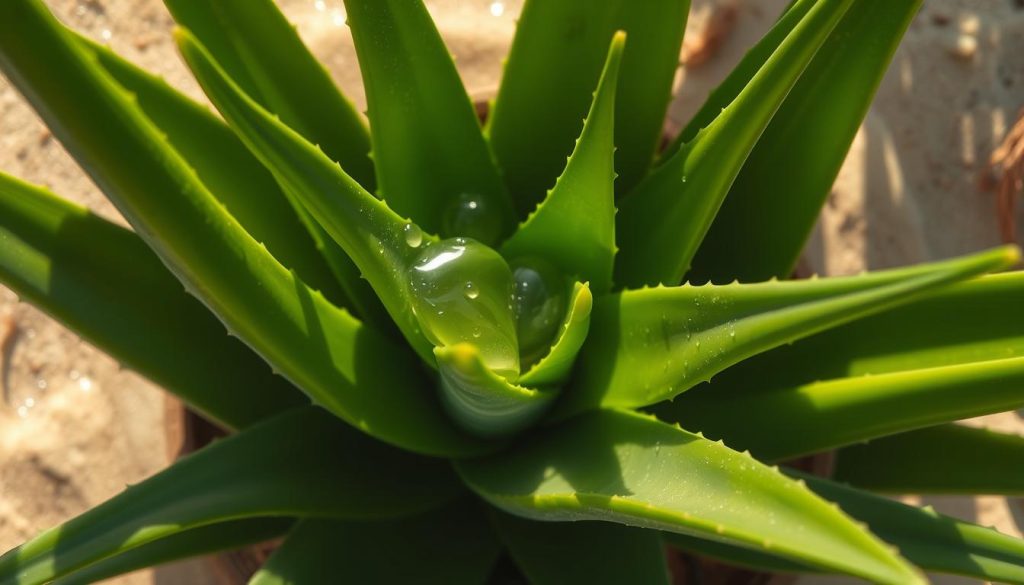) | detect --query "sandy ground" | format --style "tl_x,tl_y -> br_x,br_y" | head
0,1 -> 1021,583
